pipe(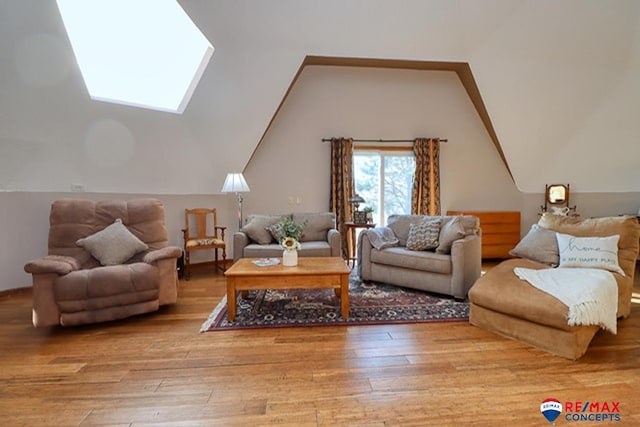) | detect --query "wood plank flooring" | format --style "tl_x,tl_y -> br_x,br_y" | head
1,264 -> 639,426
